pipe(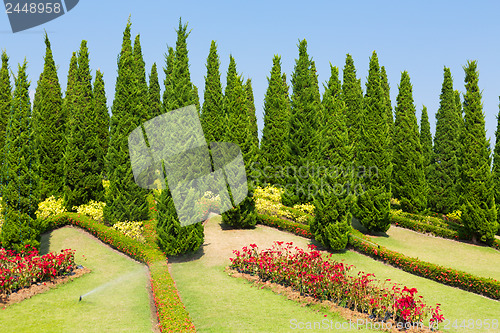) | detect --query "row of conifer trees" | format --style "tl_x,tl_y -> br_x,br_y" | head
0,17 -> 498,254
